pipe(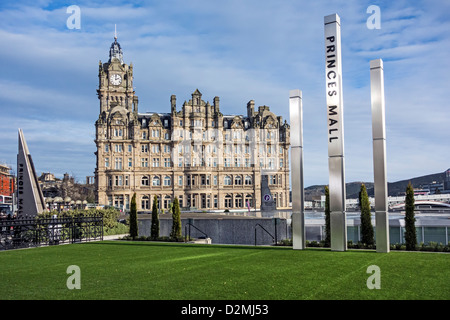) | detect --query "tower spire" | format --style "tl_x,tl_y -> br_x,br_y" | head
109,24 -> 123,63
